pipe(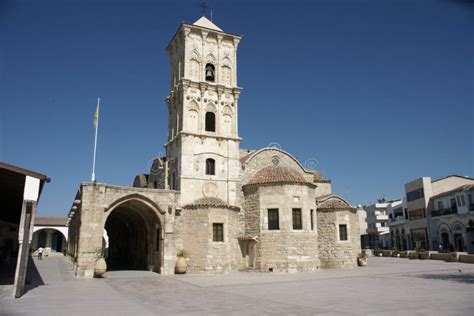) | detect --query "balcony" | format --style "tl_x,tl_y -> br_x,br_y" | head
431,207 -> 458,217
375,214 -> 389,221
368,226 -> 389,234
389,216 -> 407,226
